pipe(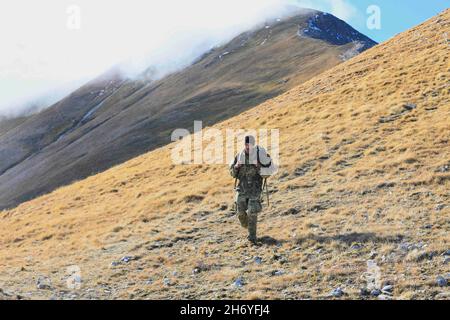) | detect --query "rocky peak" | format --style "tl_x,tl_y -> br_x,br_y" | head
300,11 -> 377,52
